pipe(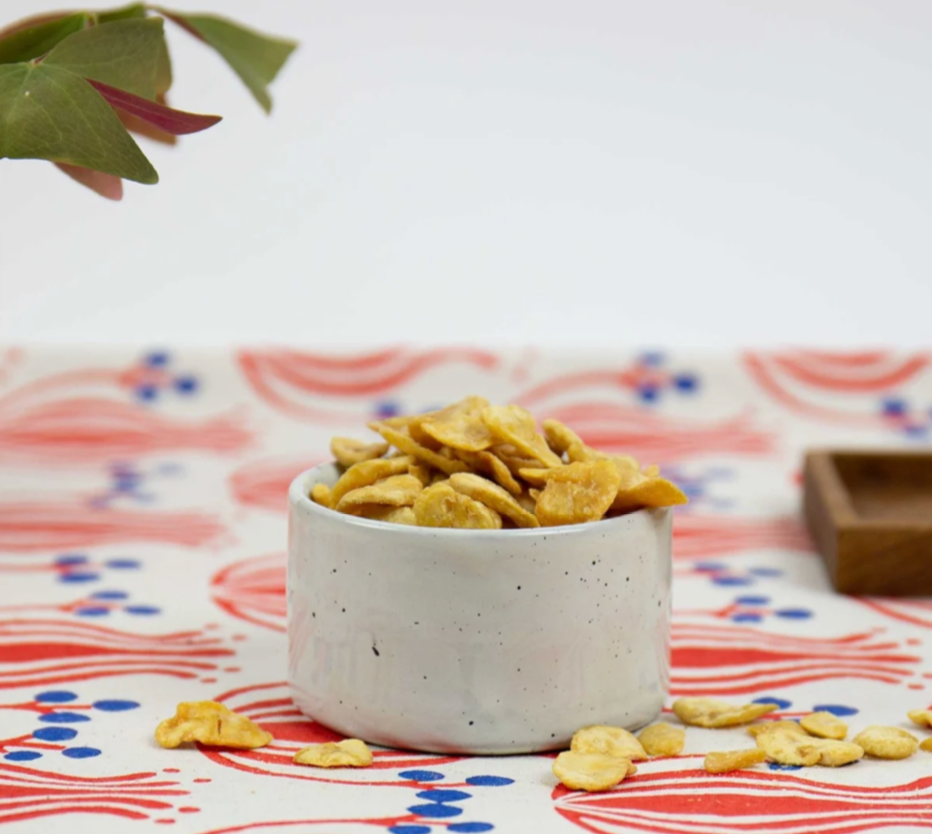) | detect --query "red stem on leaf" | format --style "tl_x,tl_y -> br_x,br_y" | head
87,79 -> 222,135
148,6 -> 205,41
